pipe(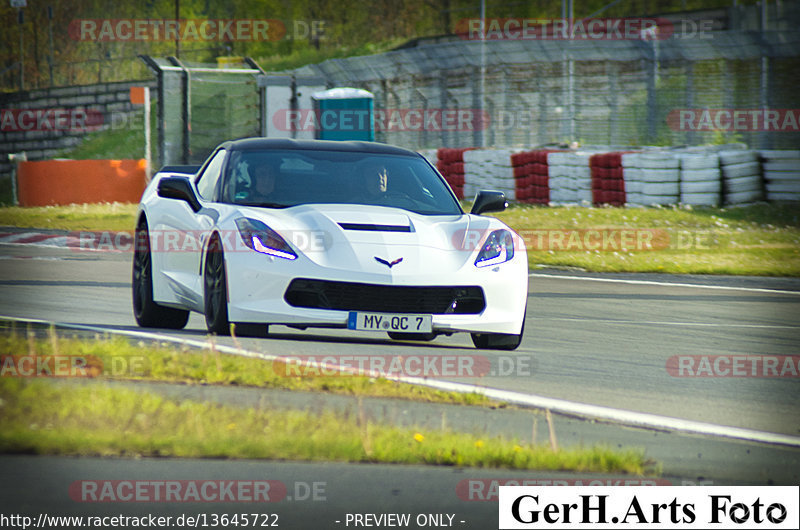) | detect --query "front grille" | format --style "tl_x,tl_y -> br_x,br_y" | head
284,279 -> 485,314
